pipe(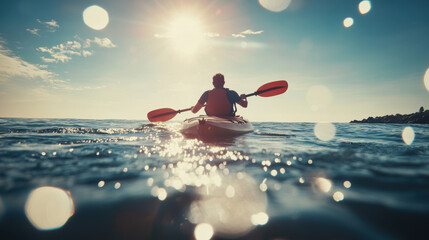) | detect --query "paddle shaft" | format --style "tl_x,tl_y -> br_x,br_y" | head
150,107 -> 193,119
245,85 -> 286,97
